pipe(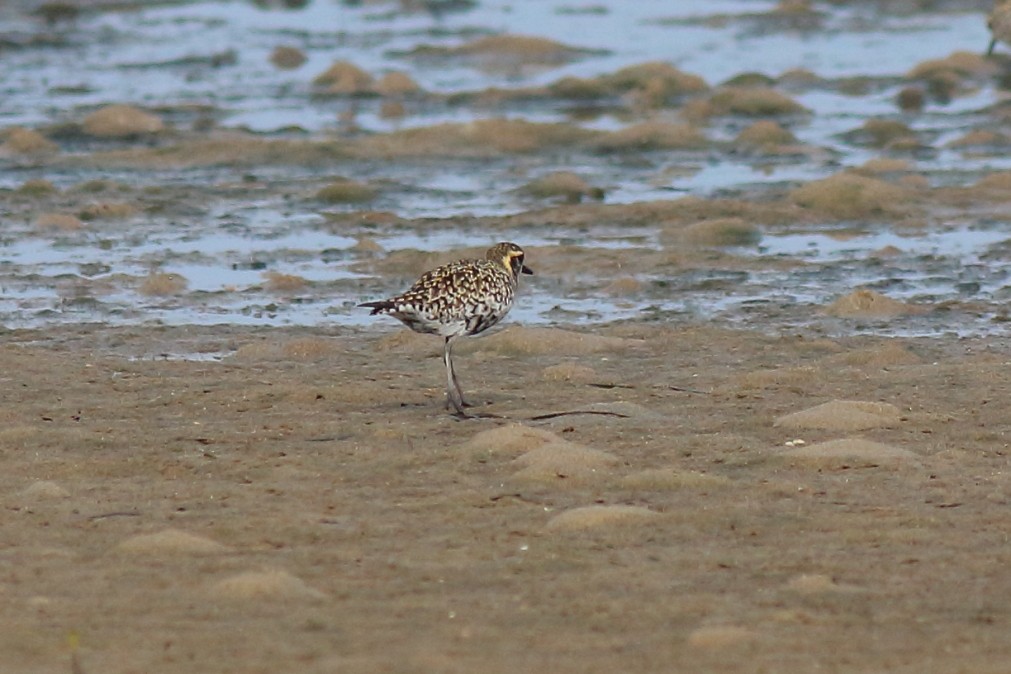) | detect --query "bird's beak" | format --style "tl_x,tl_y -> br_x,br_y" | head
988,38 -> 997,56
521,265 -> 534,275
